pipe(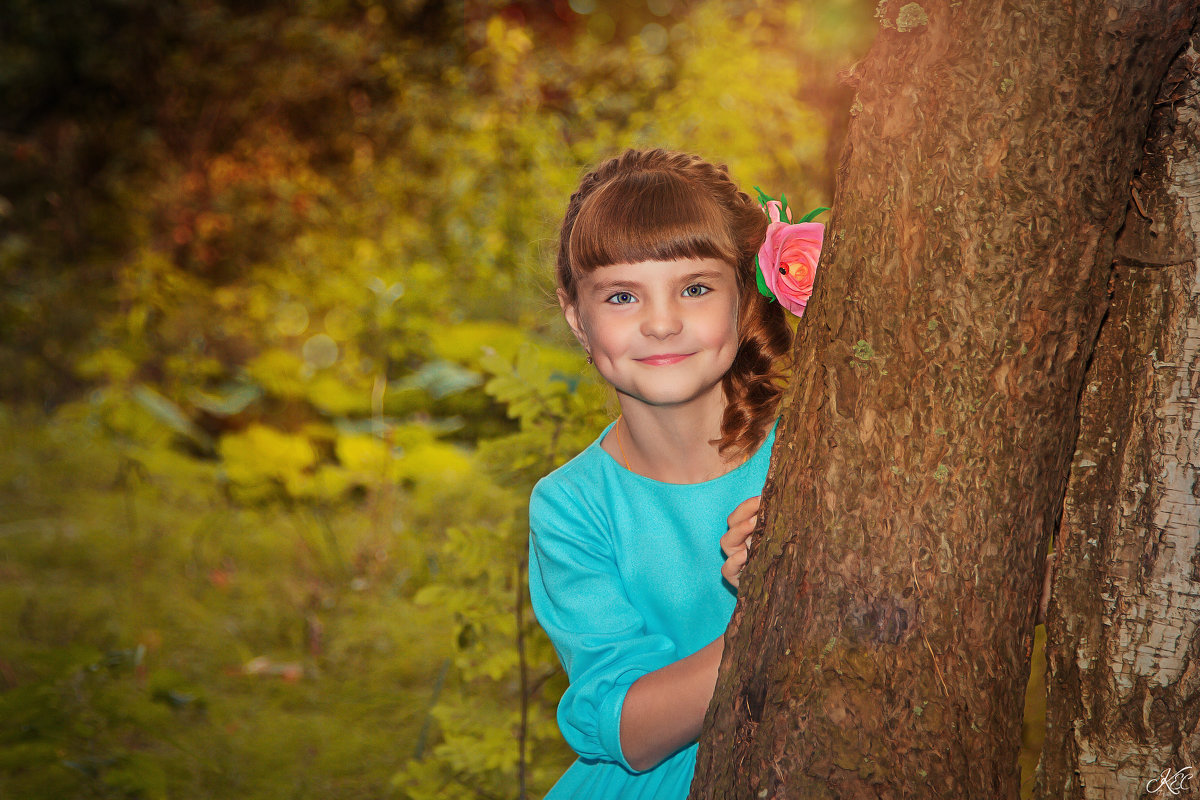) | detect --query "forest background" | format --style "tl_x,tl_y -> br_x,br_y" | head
0,1 -> 1045,797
